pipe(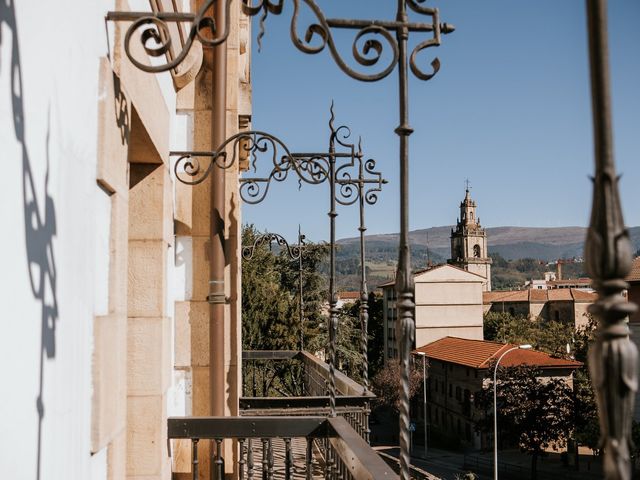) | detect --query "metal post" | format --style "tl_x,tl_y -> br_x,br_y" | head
357,155 -> 370,394
585,2 -> 639,479
395,2 -> 415,479
299,226 -> 306,351
328,114 -> 339,418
